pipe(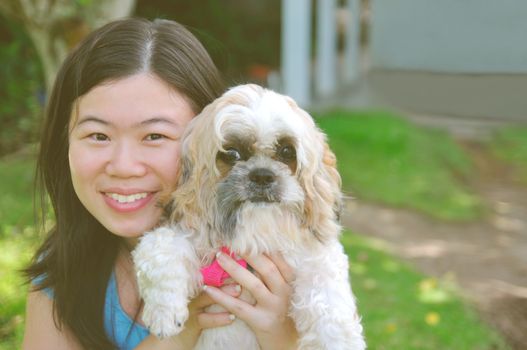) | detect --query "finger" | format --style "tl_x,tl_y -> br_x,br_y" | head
191,283 -> 242,309
197,311 -> 236,329
202,285 -> 259,324
220,283 -> 242,297
243,254 -> 291,297
191,291 -> 216,309
267,252 -> 296,284
216,252 -> 270,302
